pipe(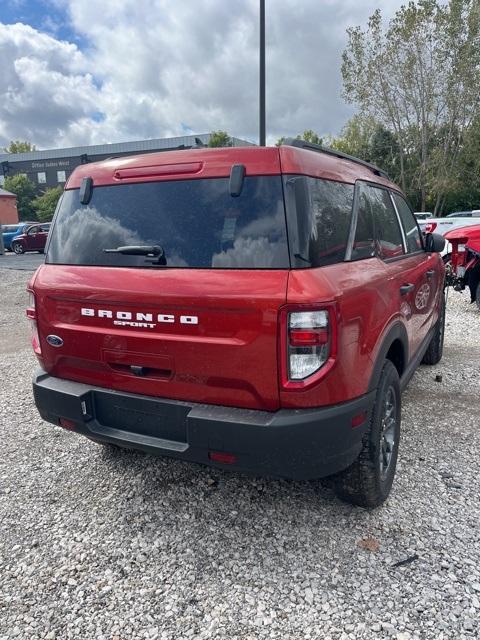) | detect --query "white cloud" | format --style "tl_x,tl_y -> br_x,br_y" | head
0,1 -> 402,149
